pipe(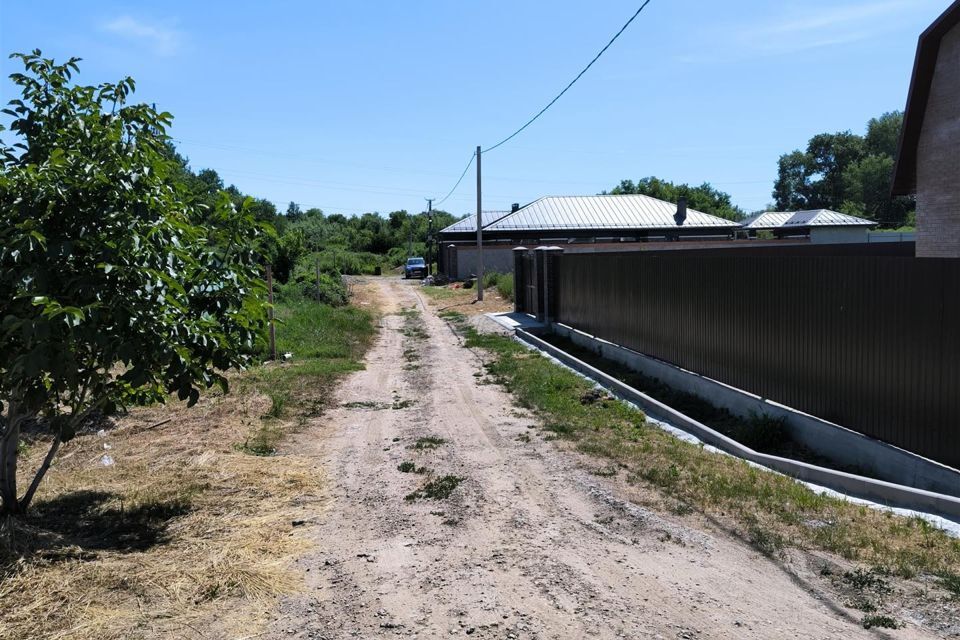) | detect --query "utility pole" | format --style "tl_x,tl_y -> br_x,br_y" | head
425,198 -> 434,277
476,145 -> 484,301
